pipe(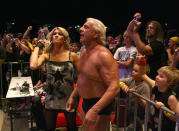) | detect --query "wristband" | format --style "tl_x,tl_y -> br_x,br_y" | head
120,82 -> 126,88
163,111 -> 172,118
